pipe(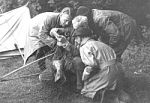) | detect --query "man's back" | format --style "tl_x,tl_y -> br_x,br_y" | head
31,12 -> 60,29
91,9 -> 137,61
